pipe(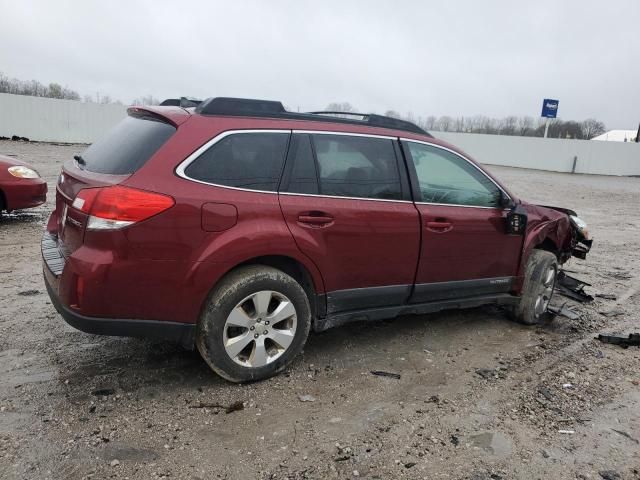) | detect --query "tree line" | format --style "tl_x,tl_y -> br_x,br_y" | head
0,76 -> 607,139
0,72 -> 161,106
326,102 -> 607,140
